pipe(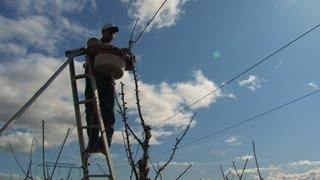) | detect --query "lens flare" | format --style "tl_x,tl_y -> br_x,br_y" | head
212,50 -> 221,59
